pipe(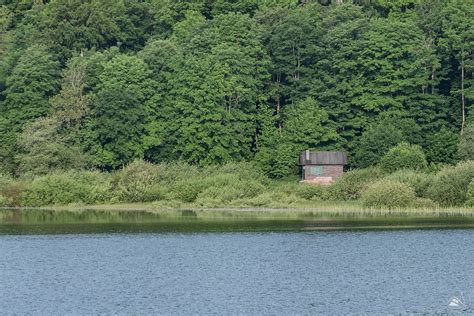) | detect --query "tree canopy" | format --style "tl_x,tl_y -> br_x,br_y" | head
0,0 -> 472,177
